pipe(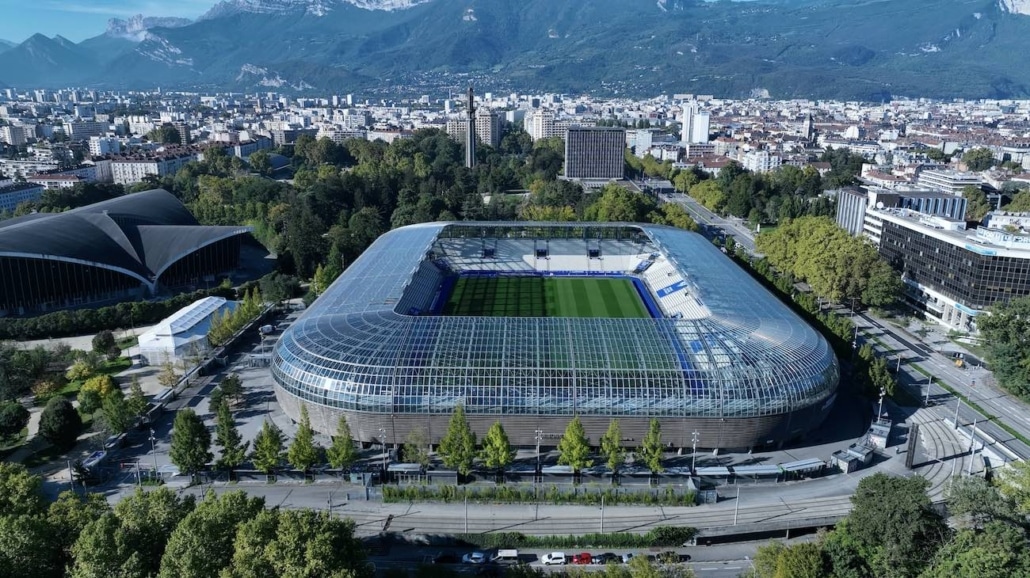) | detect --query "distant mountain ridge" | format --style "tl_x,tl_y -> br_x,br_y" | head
106,15 -> 192,42
1,0 -> 1029,100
